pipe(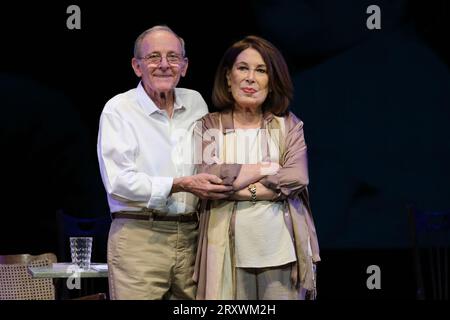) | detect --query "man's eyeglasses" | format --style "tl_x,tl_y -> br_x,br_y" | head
138,52 -> 184,66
